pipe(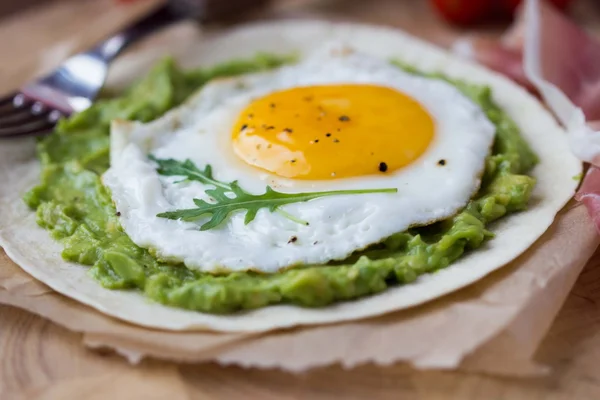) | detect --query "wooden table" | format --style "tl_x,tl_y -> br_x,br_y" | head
3,0 -> 600,398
